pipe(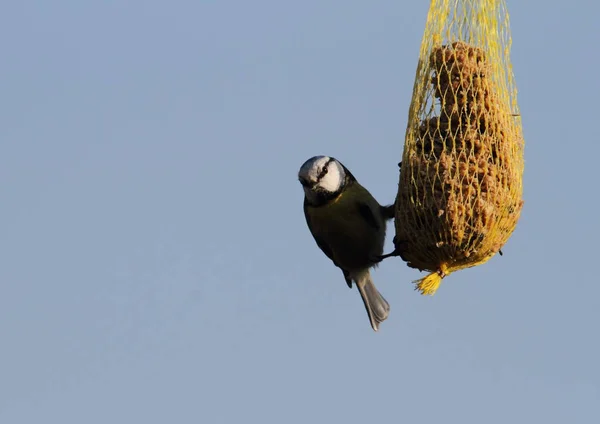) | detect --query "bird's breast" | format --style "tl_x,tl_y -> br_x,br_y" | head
307,189 -> 386,270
